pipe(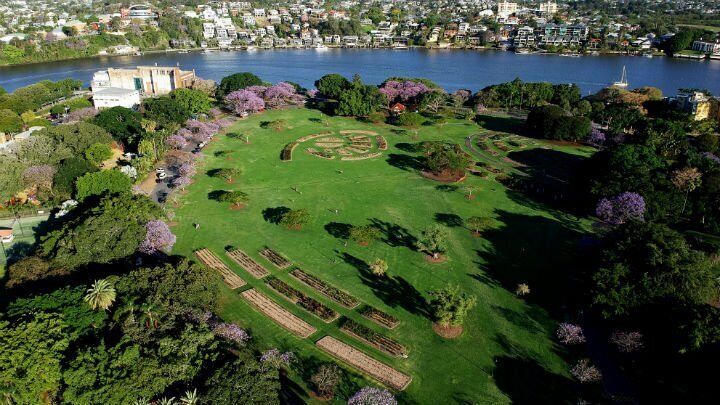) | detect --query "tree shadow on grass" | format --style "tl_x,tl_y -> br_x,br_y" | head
308,117 -> 323,124
434,212 -> 464,228
324,222 -> 352,240
262,206 -> 291,224
435,184 -> 459,192
395,142 -> 420,153
386,153 -> 424,172
473,210 -> 587,316
367,218 -> 417,250
207,190 -> 228,201
339,251 -> 431,318
493,355 -> 575,404
476,114 -> 527,135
